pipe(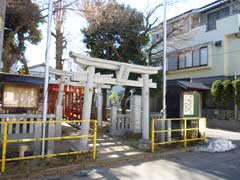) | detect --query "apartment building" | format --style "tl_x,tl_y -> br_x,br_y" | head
151,0 -> 240,123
